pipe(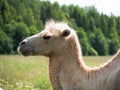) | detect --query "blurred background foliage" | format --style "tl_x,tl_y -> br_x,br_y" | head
0,0 -> 120,55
